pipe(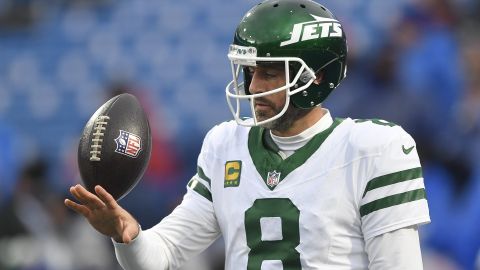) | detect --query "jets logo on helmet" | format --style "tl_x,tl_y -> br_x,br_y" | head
280,15 -> 343,47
